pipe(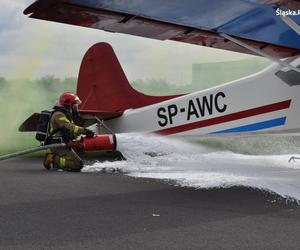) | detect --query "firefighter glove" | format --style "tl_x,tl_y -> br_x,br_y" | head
85,129 -> 95,138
